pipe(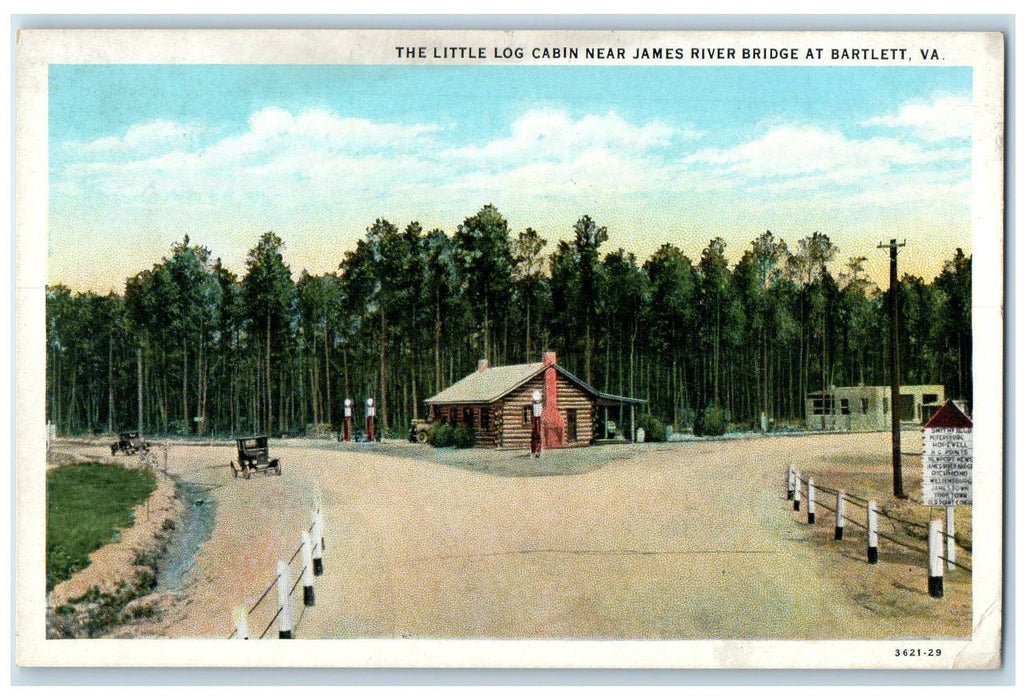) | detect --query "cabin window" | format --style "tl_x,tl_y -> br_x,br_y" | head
523,406 -> 531,425
840,399 -> 850,415
923,393 -> 938,405
861,398 -> 869,414
481,407 -> 490,430
567,408 -> 578,442
463,407 -> 474,426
